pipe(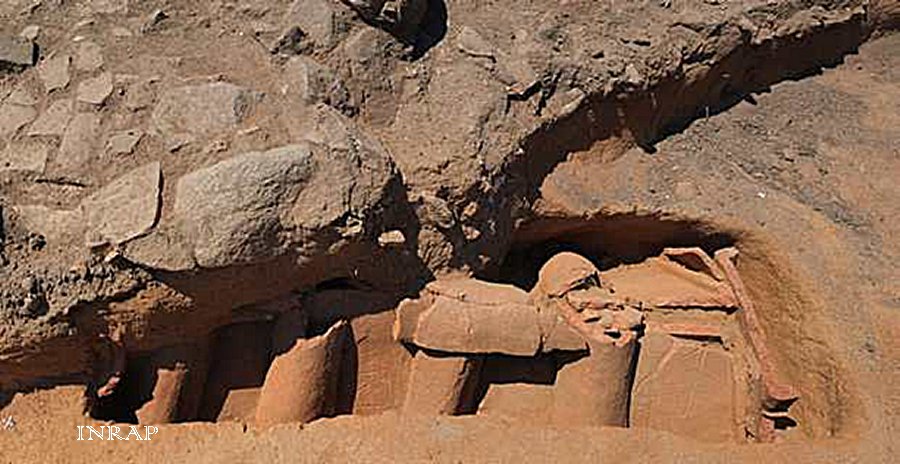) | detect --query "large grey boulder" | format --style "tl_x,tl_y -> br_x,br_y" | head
174,145 -> 314,268
124,106 -> 399,271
